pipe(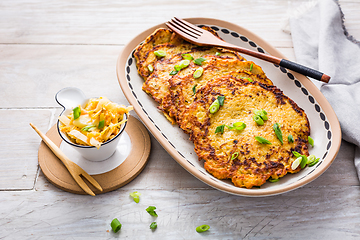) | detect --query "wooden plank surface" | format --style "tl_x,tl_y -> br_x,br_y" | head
1,0 -> 360,239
